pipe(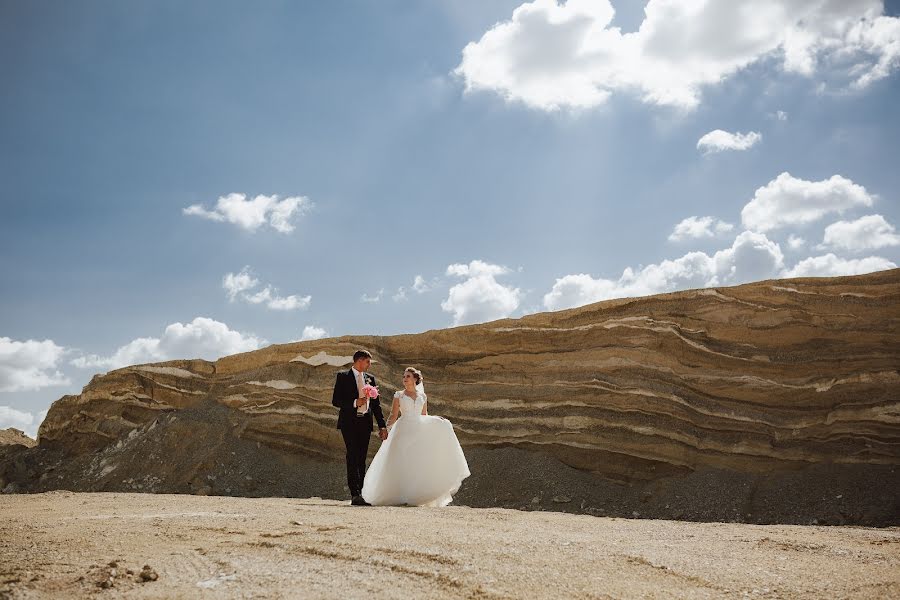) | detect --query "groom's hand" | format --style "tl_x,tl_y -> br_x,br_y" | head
379,428 -> 388,440
355,397 -> 367,408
